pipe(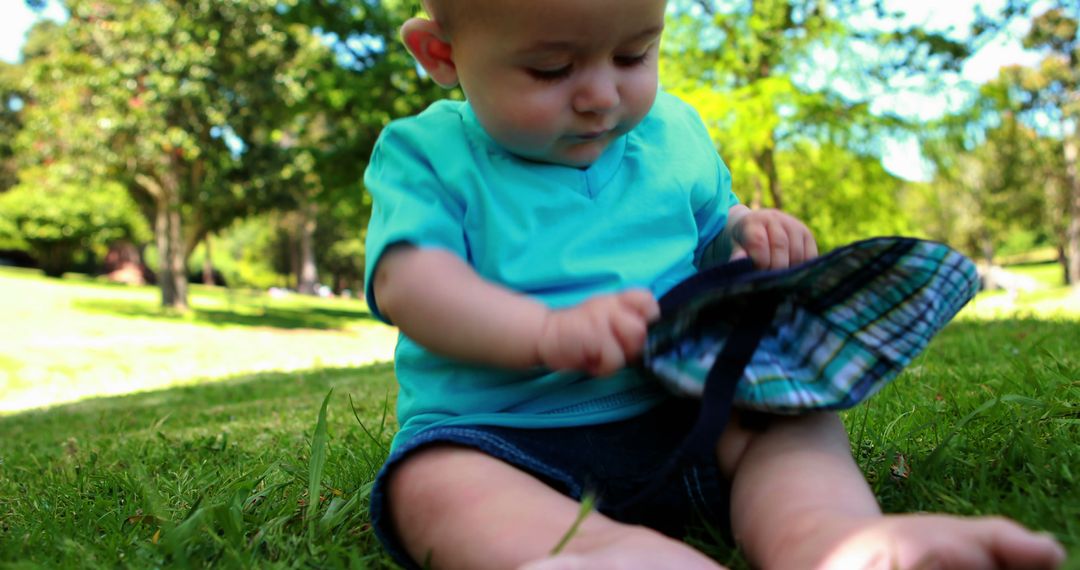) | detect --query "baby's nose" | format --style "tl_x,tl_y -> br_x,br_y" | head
572,70 -> 619,114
